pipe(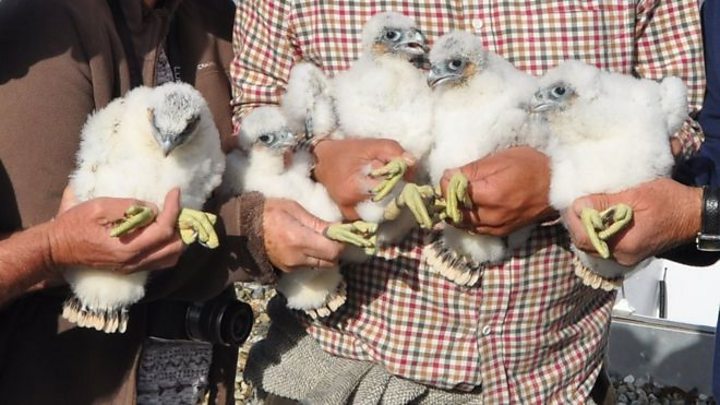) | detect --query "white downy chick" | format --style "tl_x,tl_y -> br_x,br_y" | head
426,31 -> 537,285
281,62 -> 338,142
64,82 -> 225,333
224,106 -> 348,318
424,30 -> 541,286
332,11 -> 435,249
531,59 -> 687,289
